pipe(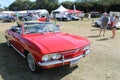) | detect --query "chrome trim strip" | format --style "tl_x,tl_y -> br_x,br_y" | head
62,55 -> 64,65
10,44 -> 26,58
38,50 -> 91,66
